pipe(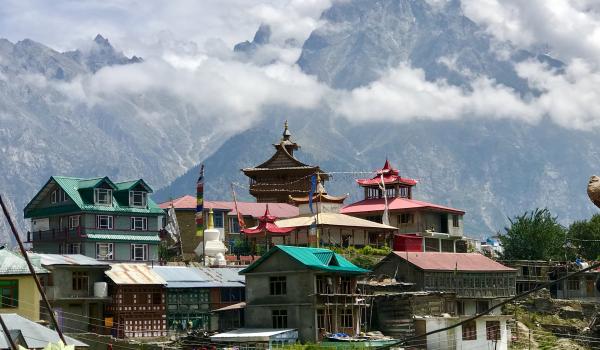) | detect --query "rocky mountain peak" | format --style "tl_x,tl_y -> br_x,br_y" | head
234,23 -> 271,55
